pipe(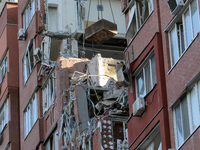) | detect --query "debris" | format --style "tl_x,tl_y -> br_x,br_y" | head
60,54 -> 129,149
